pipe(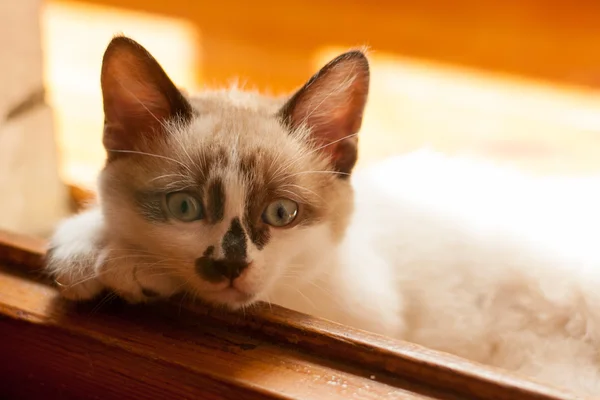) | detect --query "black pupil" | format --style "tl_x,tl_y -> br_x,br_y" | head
181,199 -> 189,215
276,205 -> 287,220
